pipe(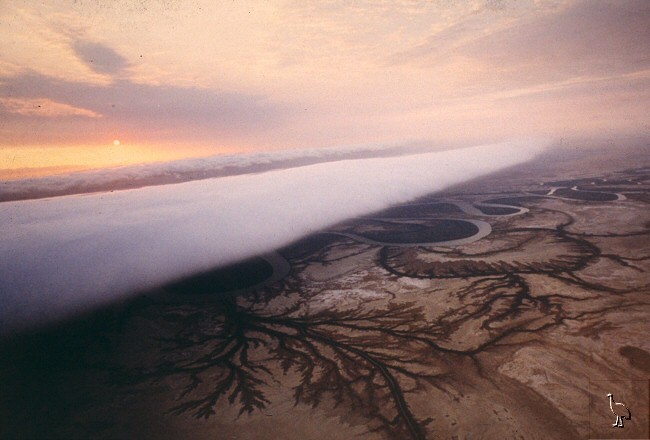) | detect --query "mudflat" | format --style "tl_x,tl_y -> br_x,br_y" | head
1,144 -> 649,439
